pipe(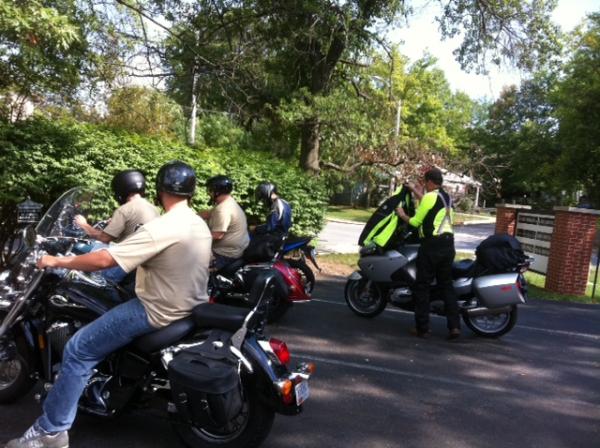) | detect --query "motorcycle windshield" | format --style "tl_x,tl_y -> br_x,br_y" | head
35,188 -> 94,238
